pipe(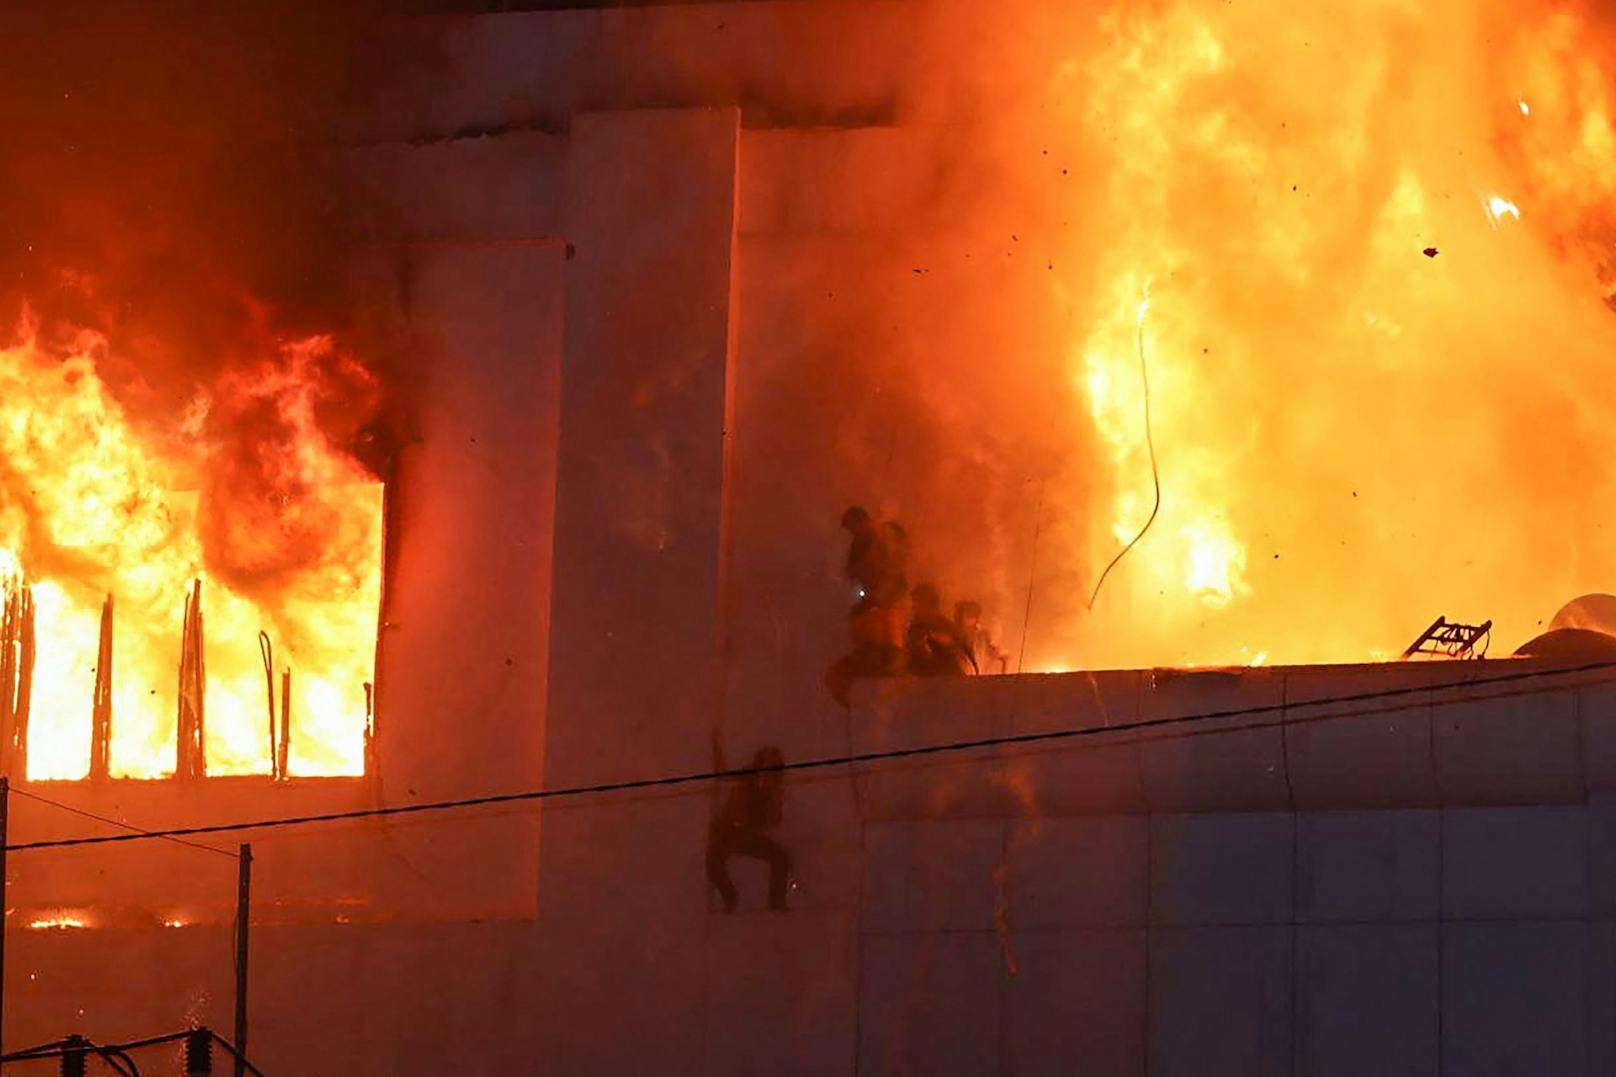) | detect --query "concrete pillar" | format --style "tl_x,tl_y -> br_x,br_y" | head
542,107 -> 741,794
535,108 -> 740,1076
367,240 -> 565,918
